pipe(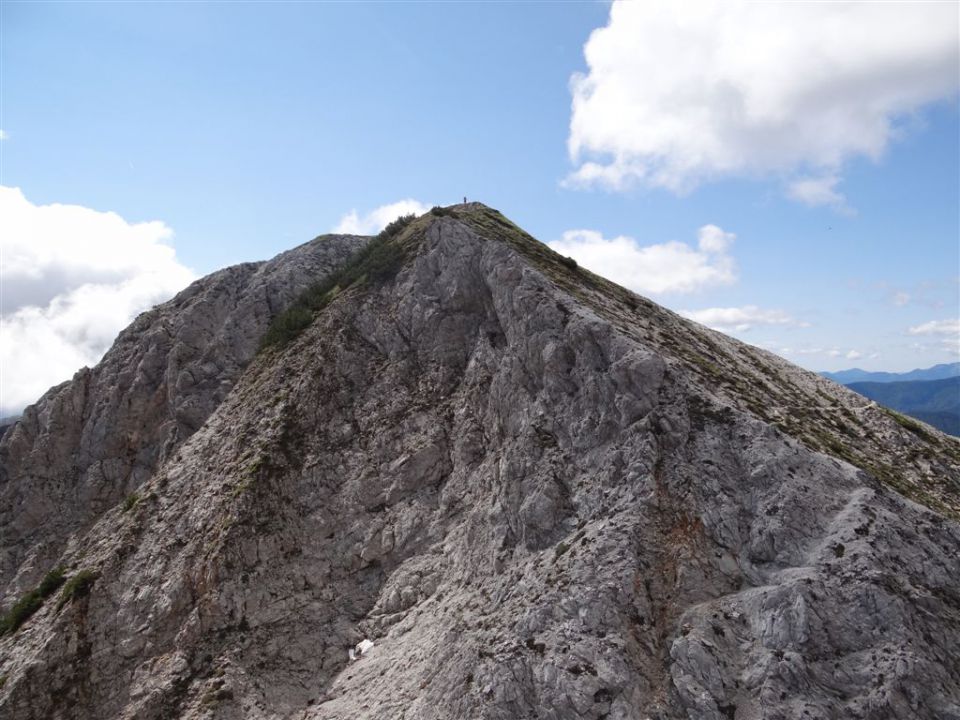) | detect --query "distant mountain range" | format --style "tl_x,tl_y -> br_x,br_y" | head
821,362 -> 960,385
822,364 -> 960,436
